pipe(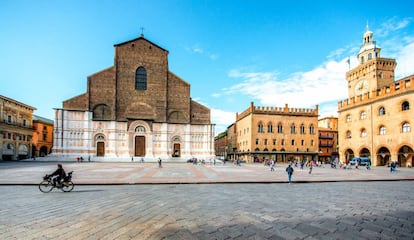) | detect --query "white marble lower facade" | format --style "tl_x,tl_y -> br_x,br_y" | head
51,110 -> 215,162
